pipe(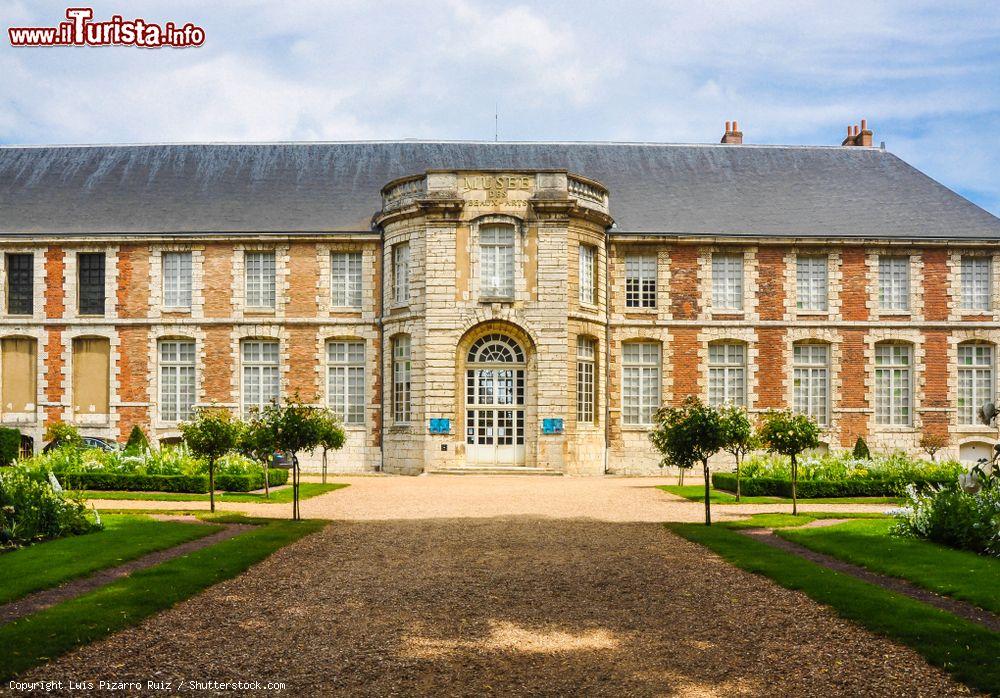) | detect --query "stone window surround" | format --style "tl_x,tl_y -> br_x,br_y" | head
60,326 -> 120,429
867,251 -> 924,321
865,328 -> 925,433
947,328 -> 1000,435
948,250 -> 1000,320
229,325 -> 289,411
469,214 -> 527,305
619,338 -> 662,428
317,330 -> 378,430
0,326 -> 47,426
62,246 -> 119,321
147,327 -> 205,429
317,245 -> 376,318
231,245 -> 289,319
698,246 -> 759,320
148,245 -> 205,319
783,249 -> 844,321
0,249 -> 47,321
783,328 -> 843,438
387,234 -> 415,311
697,327 -> 759,410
